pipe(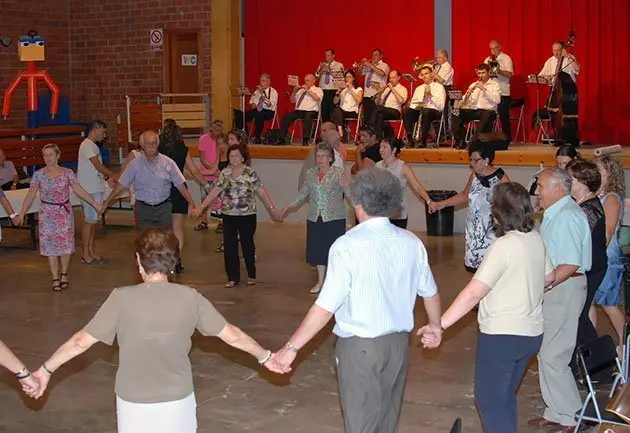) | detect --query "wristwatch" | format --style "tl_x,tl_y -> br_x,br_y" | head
285,341 -> 298,353
9,213 -> 17,219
